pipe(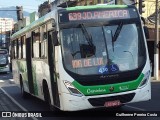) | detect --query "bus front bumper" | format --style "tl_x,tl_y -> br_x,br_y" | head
60,82 -> 151,111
